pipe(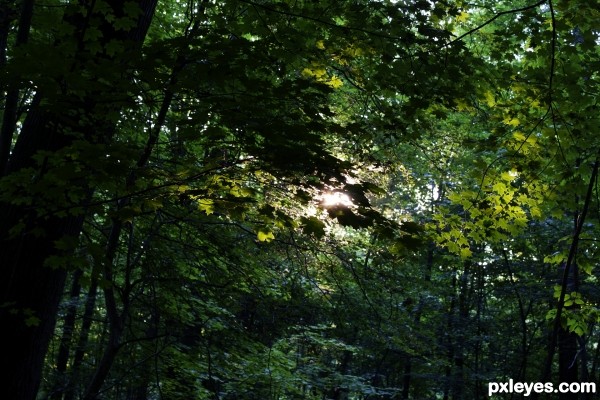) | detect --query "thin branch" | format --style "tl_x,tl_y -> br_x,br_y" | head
237,0 -> 408,42
547,0 -> 557,103
444,0 -> 547,48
